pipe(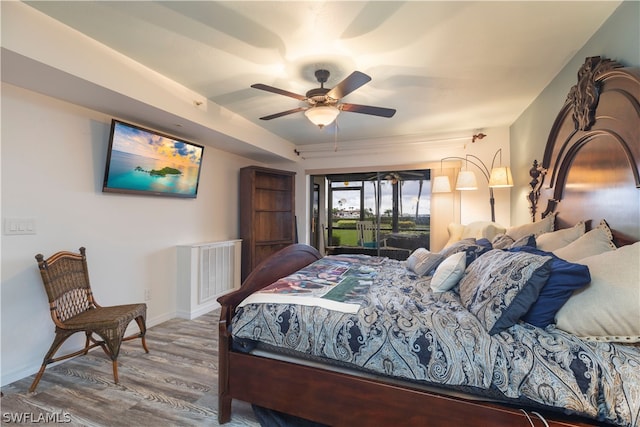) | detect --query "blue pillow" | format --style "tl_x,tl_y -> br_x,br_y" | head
509,246 -> 591,328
